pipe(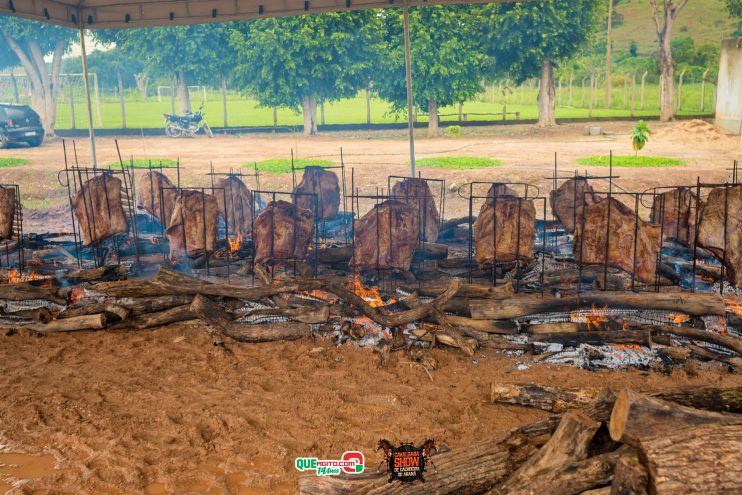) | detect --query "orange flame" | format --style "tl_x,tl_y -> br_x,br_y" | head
353,277 -> 389,308
5,269 -> 46,284
725,298 -> 742,317
667,313 -> 690,324
571,305 -> 609,331
228,231 -> 243,253
70,288 -> 85,304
